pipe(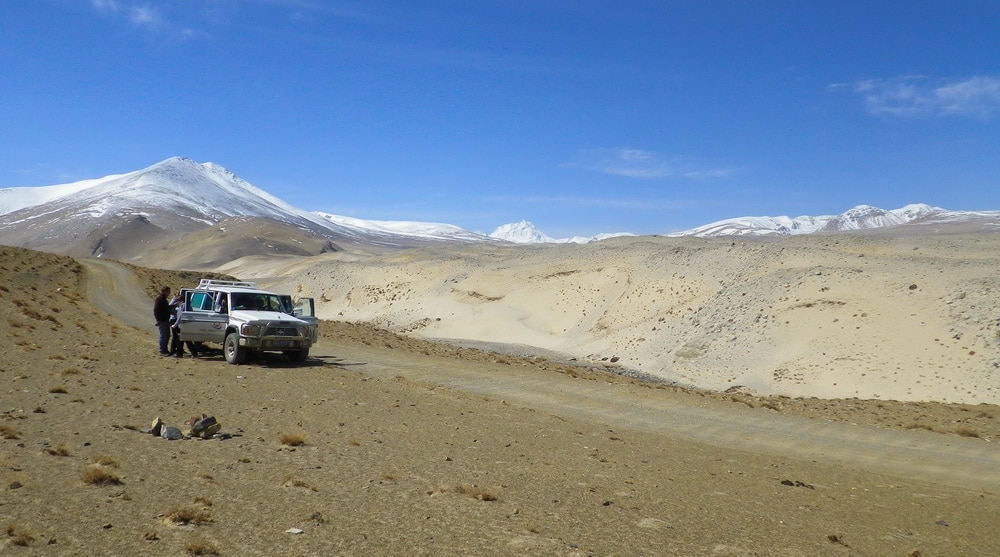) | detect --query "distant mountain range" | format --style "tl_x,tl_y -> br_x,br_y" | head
668,204 -> 1000,237
0,157 -> 997,267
